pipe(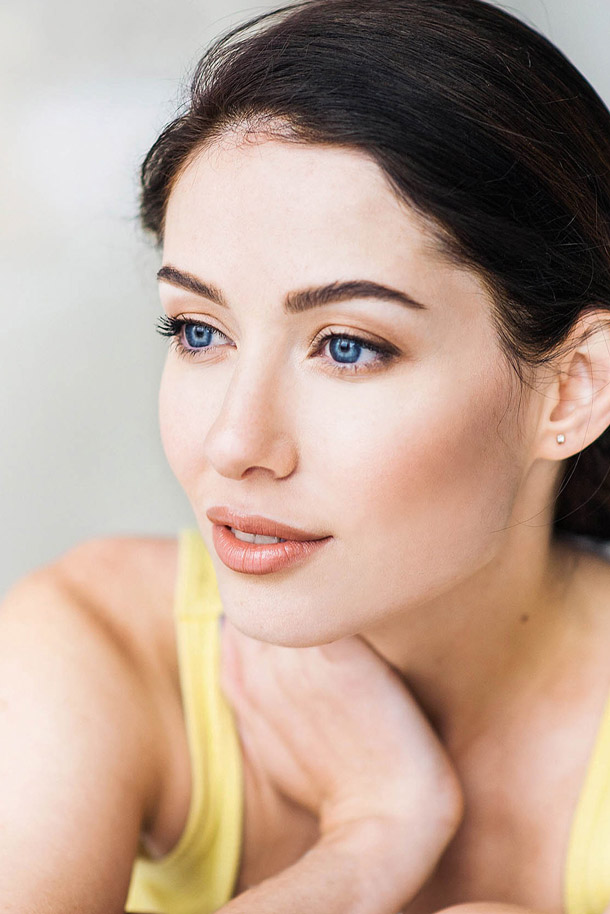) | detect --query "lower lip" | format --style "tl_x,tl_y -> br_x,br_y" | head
211,524 -> 333,575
